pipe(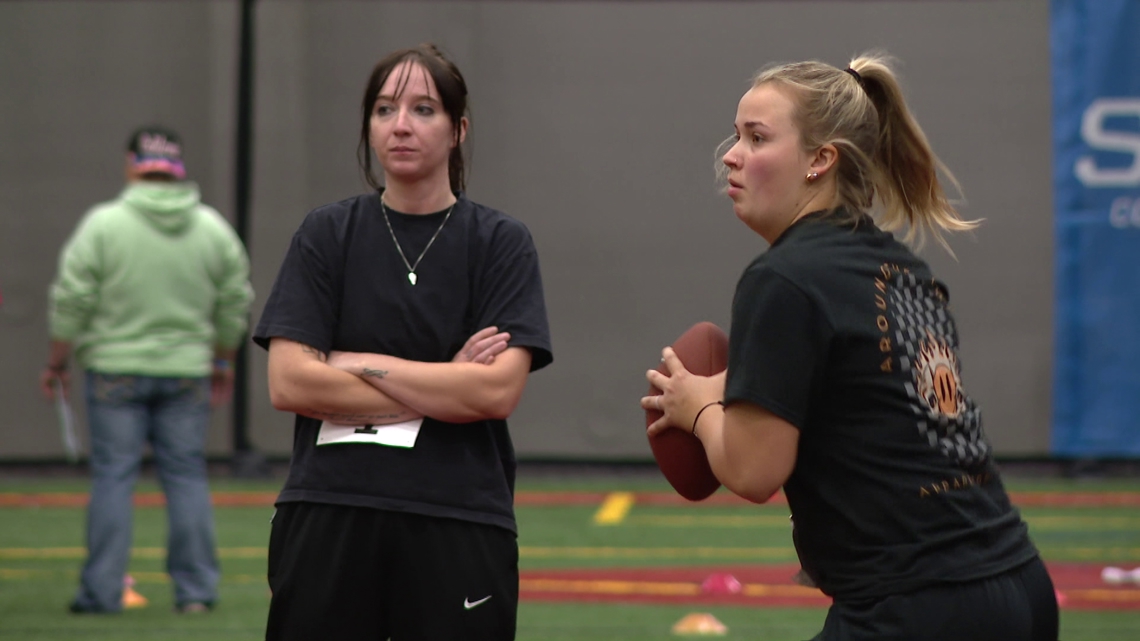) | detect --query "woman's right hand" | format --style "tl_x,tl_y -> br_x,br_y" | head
40,366 -> 69,401
453,327 -> 511,365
